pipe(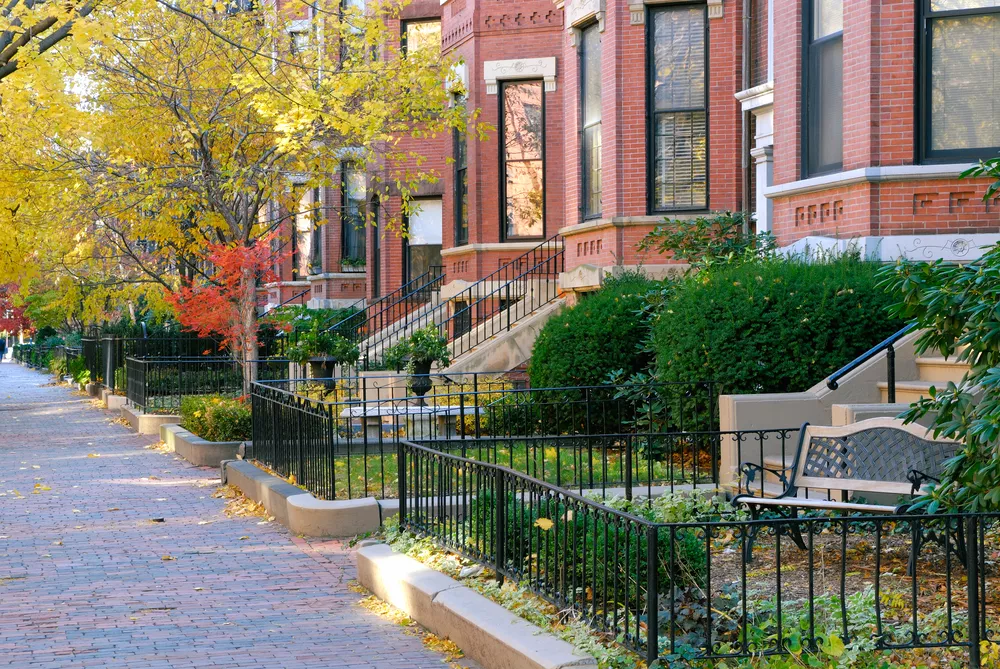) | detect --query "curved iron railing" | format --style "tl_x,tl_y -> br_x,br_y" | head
825,322 -> 917,402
